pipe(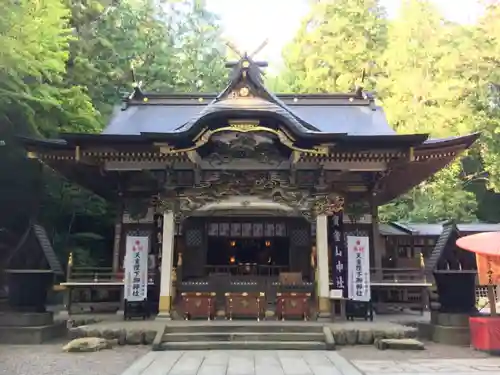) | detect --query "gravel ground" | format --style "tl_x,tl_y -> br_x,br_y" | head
339,341 -> 491,360
0,341 -> 149,375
